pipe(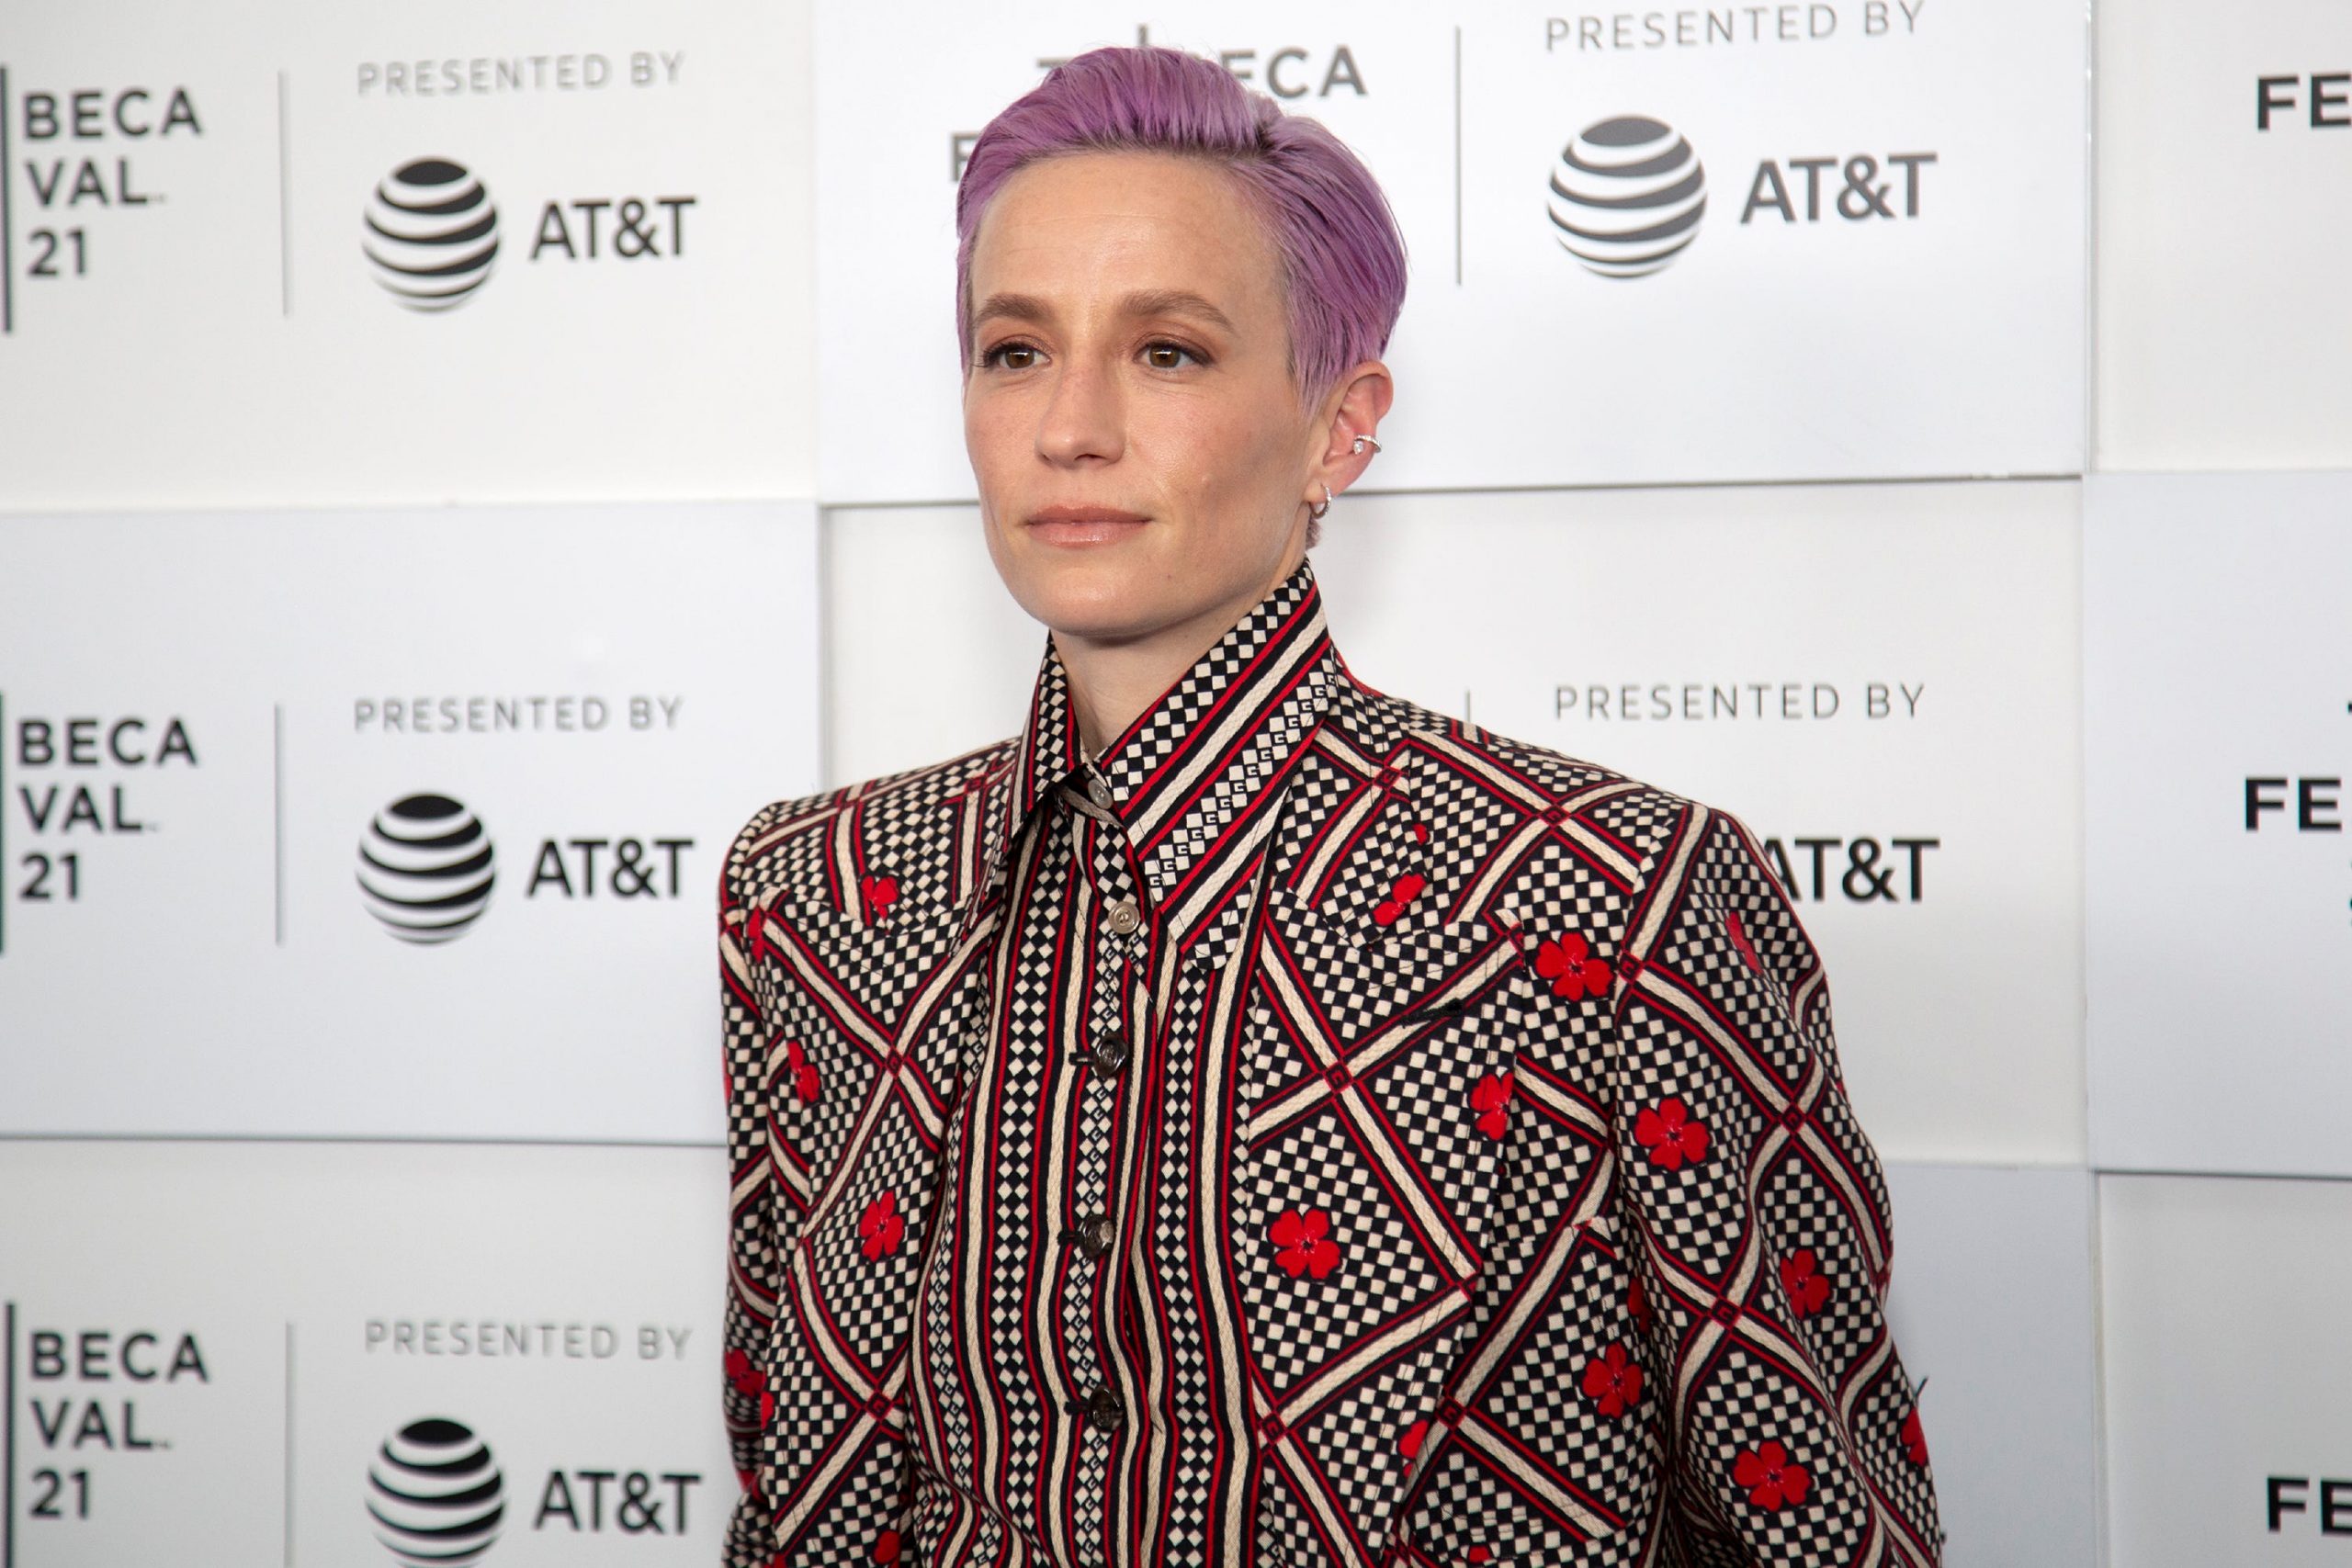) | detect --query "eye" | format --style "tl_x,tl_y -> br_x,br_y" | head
1142,339 -> 1207,370
978,341 -> 1041,371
